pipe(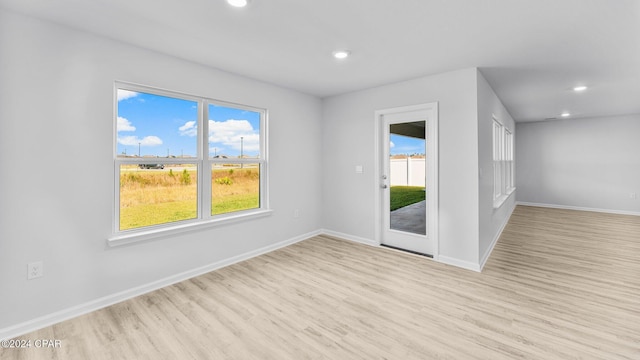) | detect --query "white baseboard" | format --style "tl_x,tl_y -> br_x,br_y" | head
517,202 -> 640,217
438,255 -> 481,272
0,229 -> 321,341
320,229 -> 487,272
319,229 -> 379,247
480,202 -> 516,271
